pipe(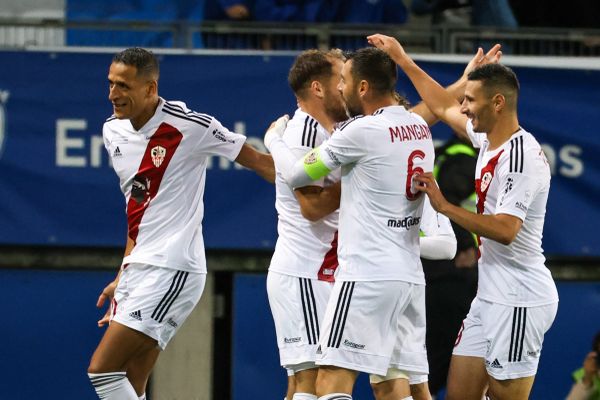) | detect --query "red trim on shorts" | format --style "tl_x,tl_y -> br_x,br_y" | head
111,298 -> 118,318
318,231 -> 339,282
455,321 -> 465,346
126,123 -> 183,243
